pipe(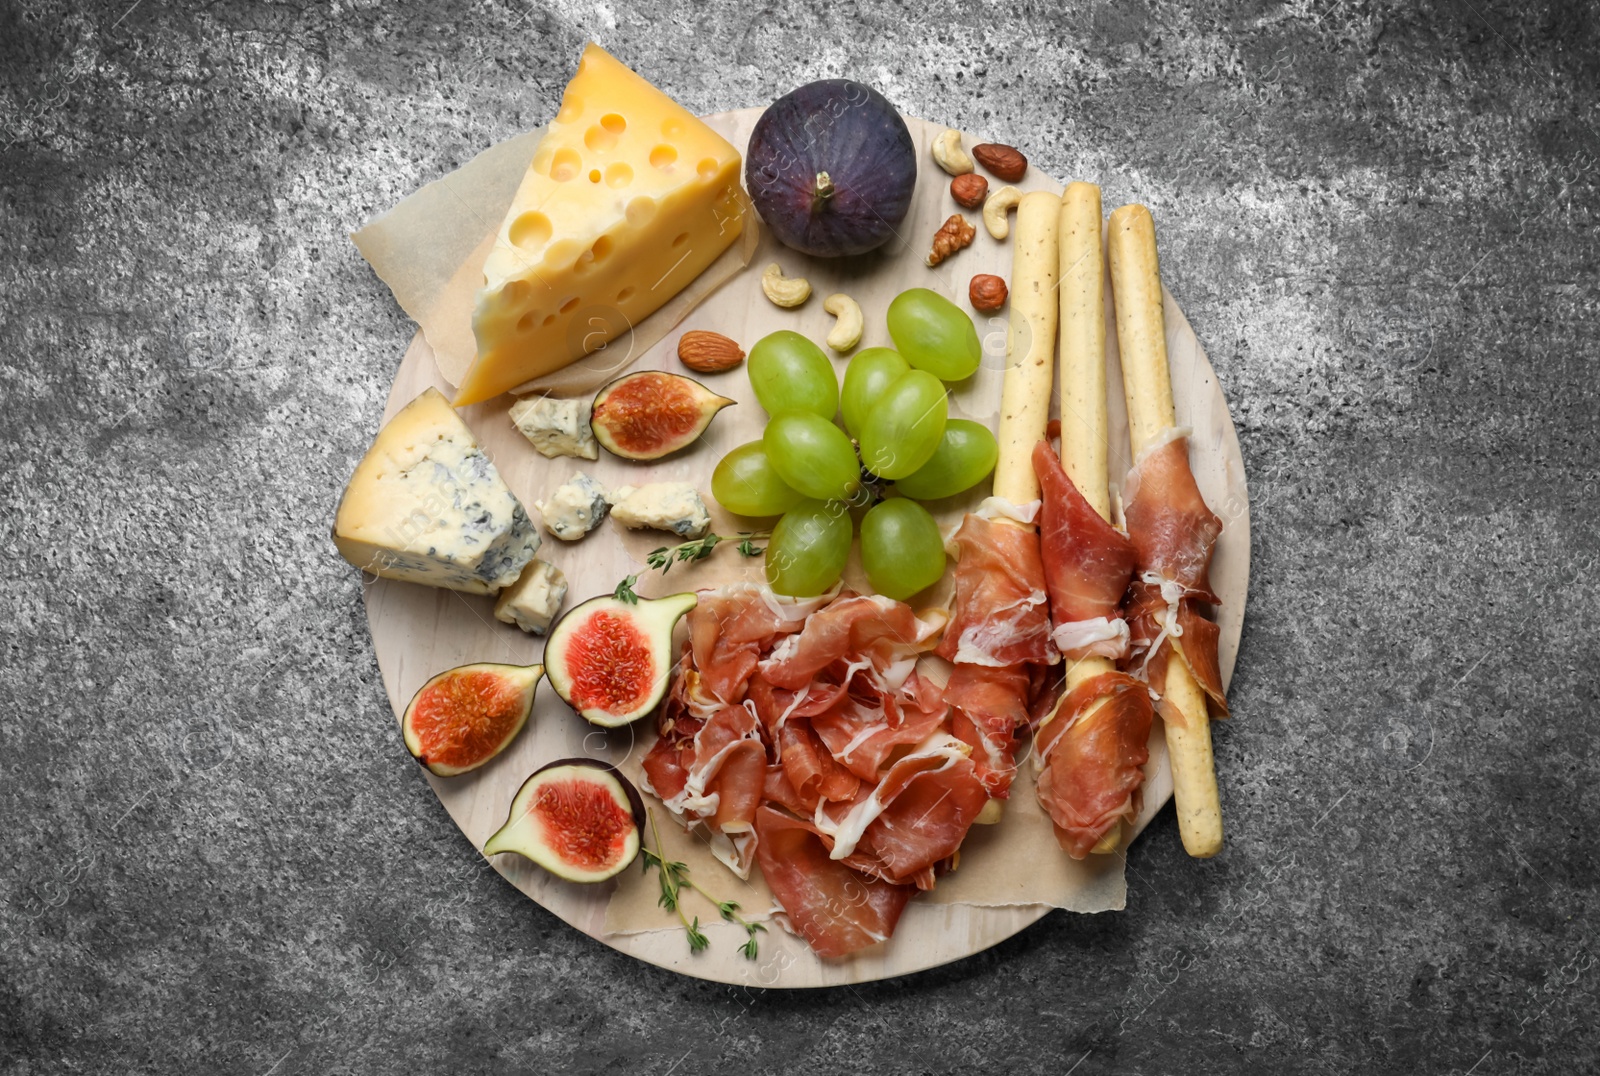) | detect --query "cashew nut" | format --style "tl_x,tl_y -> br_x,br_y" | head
761,263 -> 811,308
931,129 -> 974,176
982,185 -> 1022,240
822,294 -> 863,352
